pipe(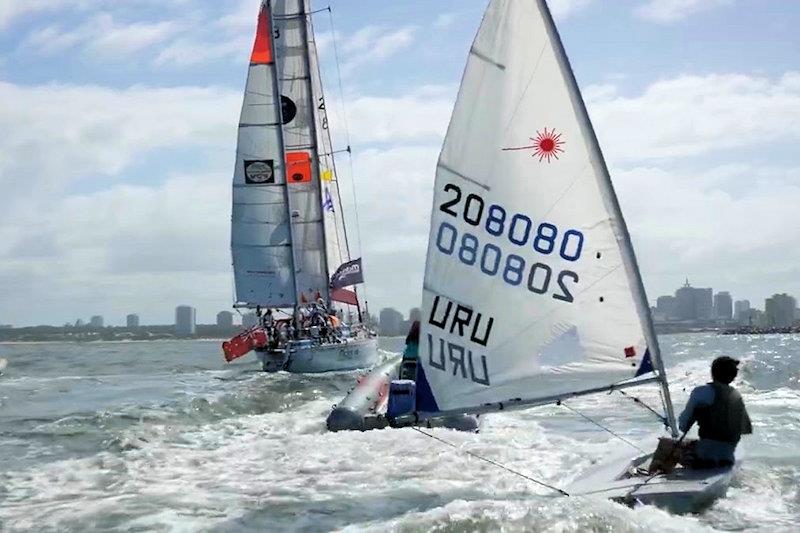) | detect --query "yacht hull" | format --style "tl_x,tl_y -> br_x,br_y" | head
256,336 -> 378,373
